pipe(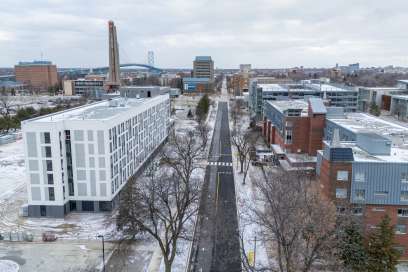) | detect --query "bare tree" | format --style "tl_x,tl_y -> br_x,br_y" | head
117,130 -> 203,272
231,126 -> 257,176
0,95 -> 16,118
196,120 -> 210,151
230,99 -> 244,130
251,169 -> 338,272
